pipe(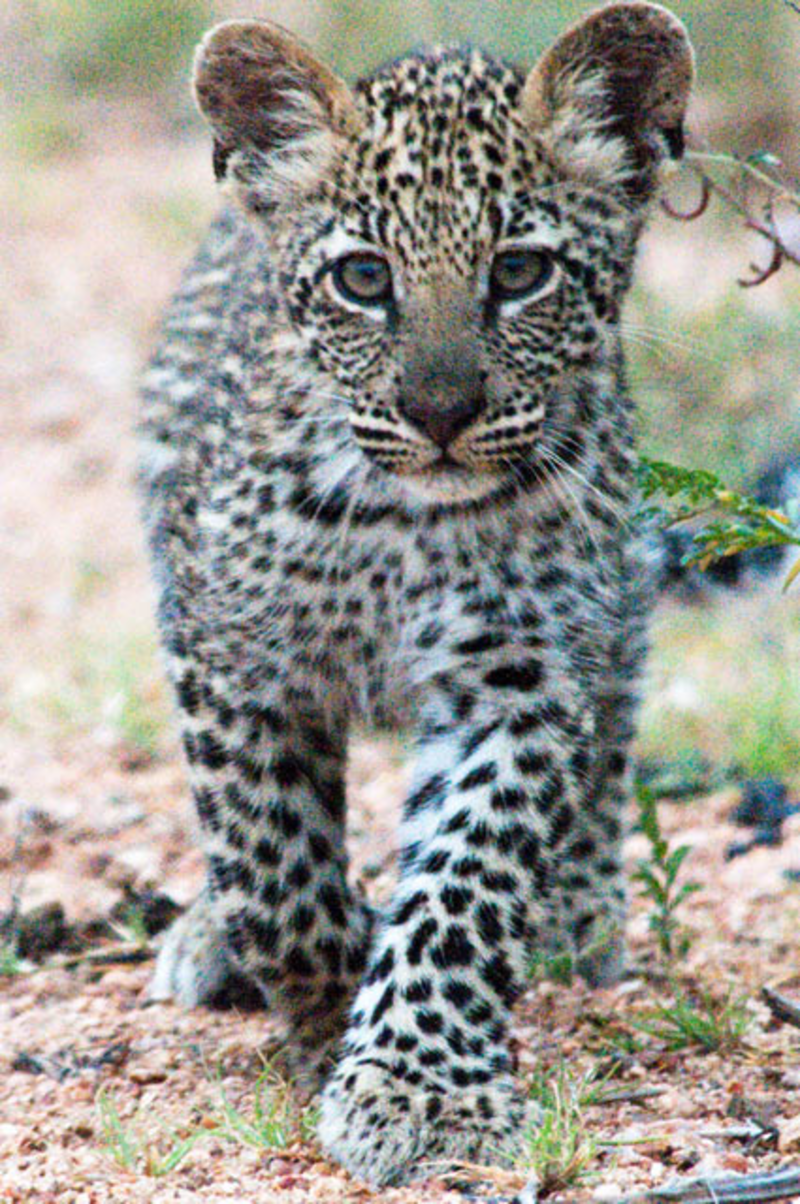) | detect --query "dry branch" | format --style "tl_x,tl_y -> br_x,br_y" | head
618,1166 -> 800,1203
761,984 -> 800,1029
